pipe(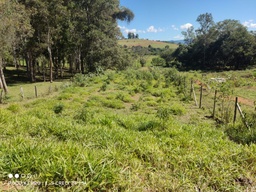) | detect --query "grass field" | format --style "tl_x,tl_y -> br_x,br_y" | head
118,39 -> 178,49
0,67 -> 256,191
